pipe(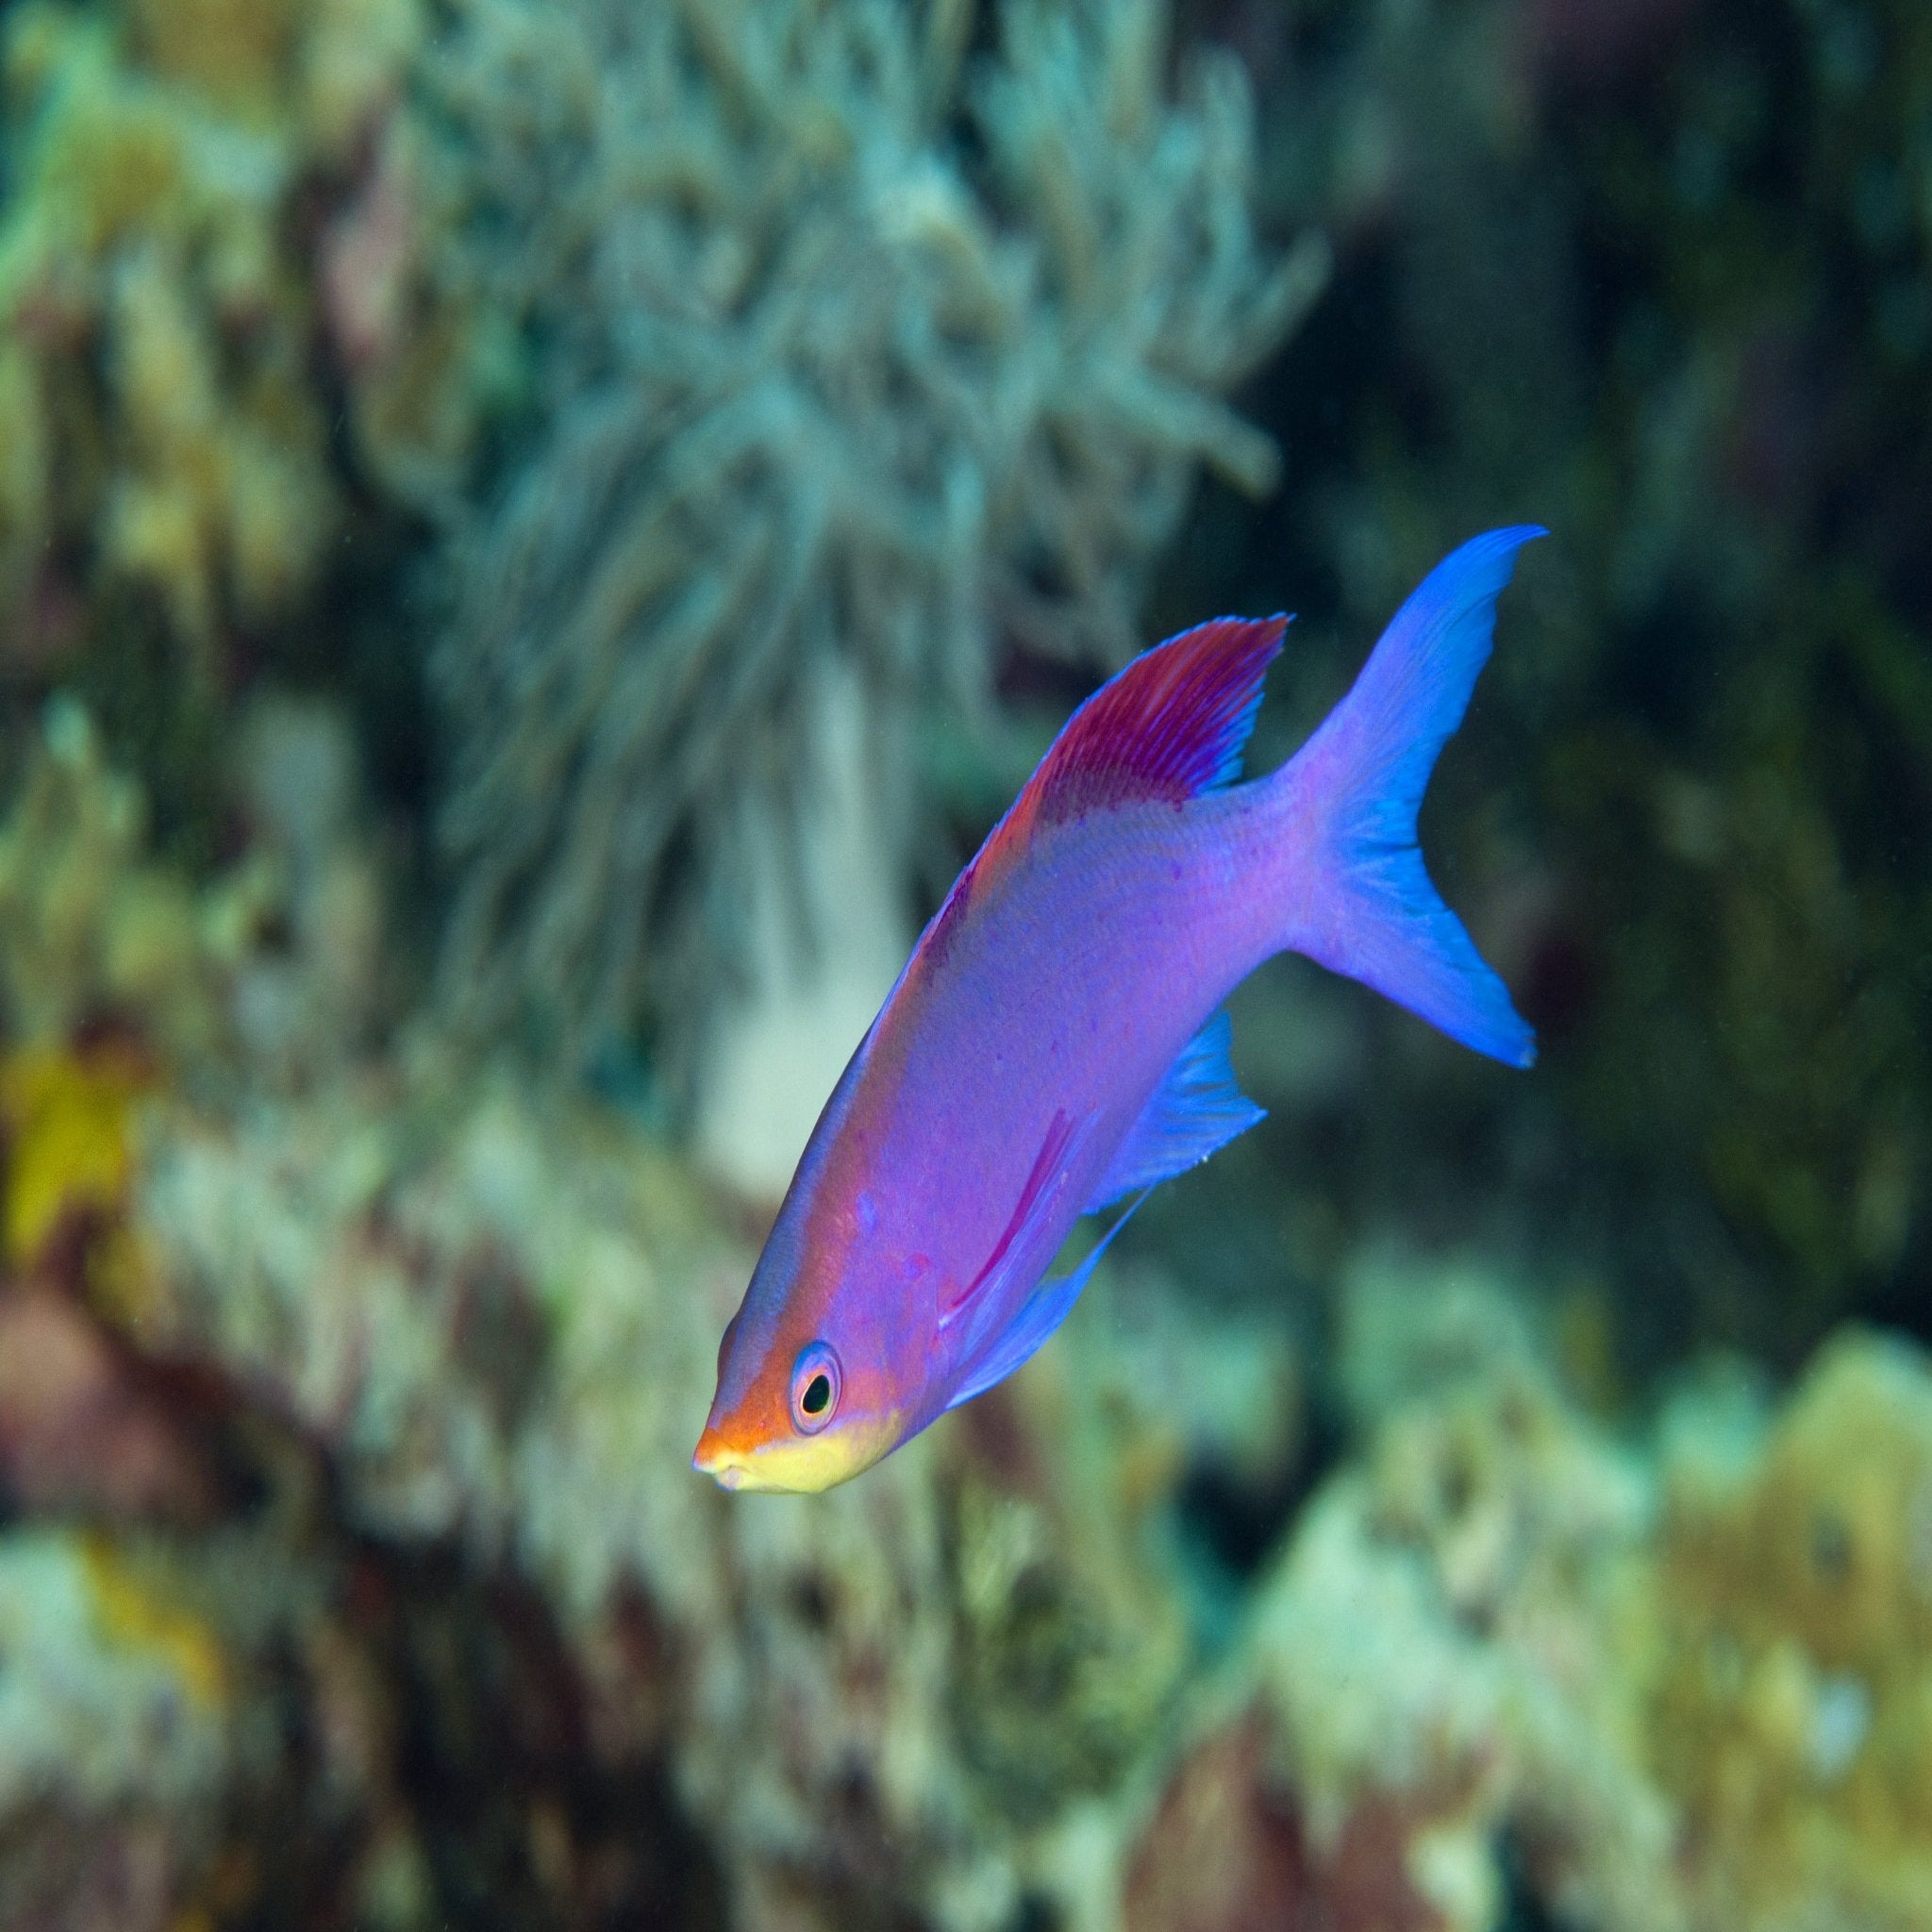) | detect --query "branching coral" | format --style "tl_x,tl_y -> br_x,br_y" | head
426,0 -> 1324,1089
0,0 -> 498,710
